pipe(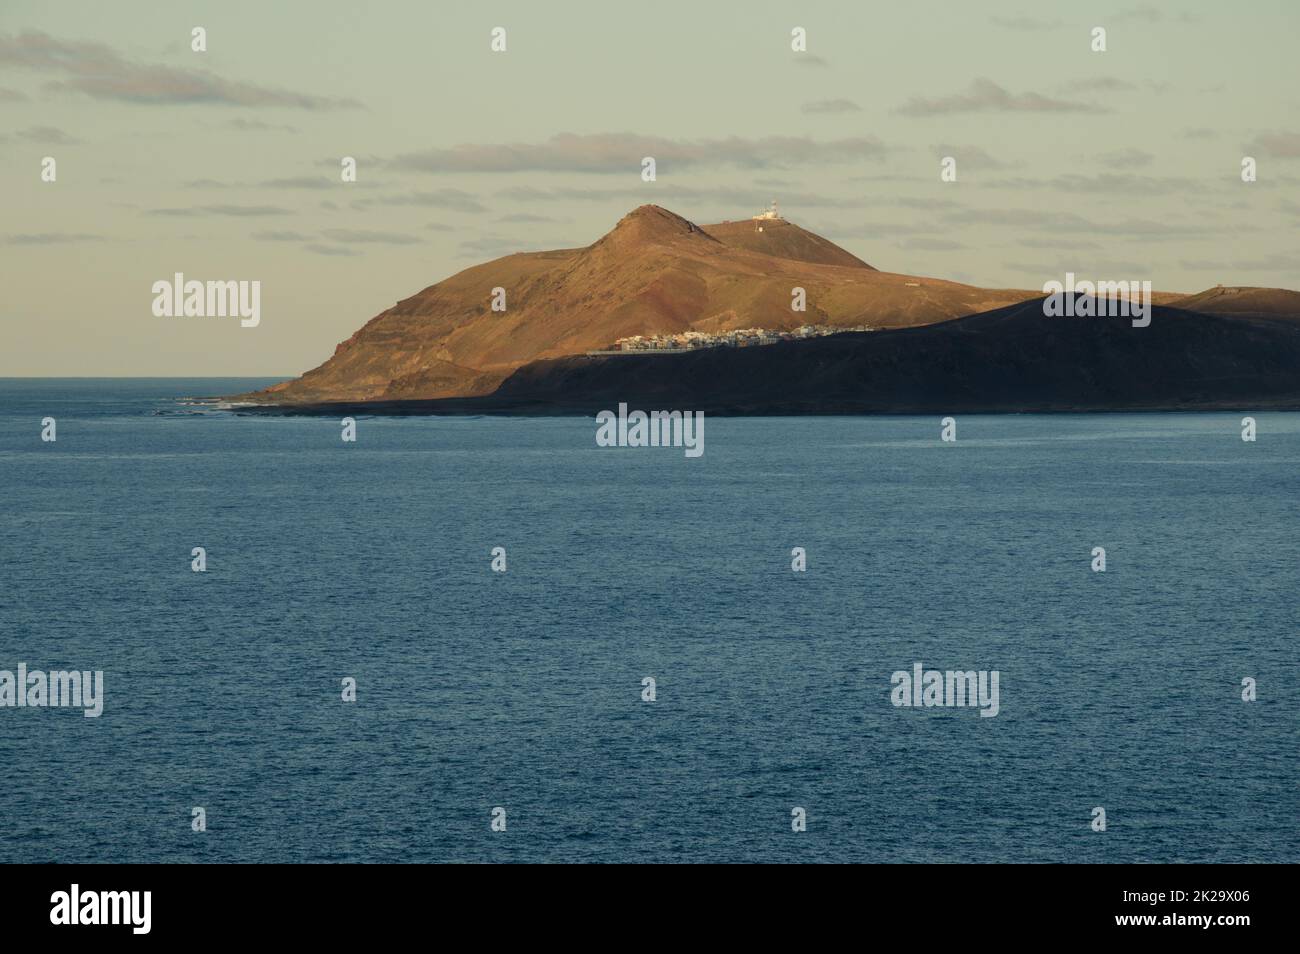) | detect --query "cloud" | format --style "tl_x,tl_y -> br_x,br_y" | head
892,196 -> 963,210
941,207 -> 1208,238
147,204 -> 290,217
199,204 -> 291,216
456,235 -> 562,258
425,222 -> 455,232
457,237 -> 509,257
1002,258 -> 1169,277
224,118 -> 299,132
321,228 -> 421,245
1182,127 -> 1217,140
1057,77 -> 1167,96
845,172 -> 929,184
896,237 -> 966,251
791,54 -> 829,67
932,144 -> 1008,170
0,124 -> 80,145
1181,253 -> 1299,272
1114,5 -> 1196,24
184,176 -> 335,190
3,232 -> 104,244
1056,77 -> 1138,93
0,85 -> 27,101
0,31 -> 362,109
1244,131 -> 1300,158
897,78 -> 1108,116
496,213 -> 566,224
252,230 -> 313,242
389,132 -> 890,174
494,184 -> 876,212
1075,218 -> 1208,238
259,176 -> 333,190
991,16 -> 1063,30
806,220 -> 947,239
354,189 -> 487,212
981,172 -> 1197,195
303,243 -> 359,257
1094,148 -> 1154,169
488,186 -> 978,233
801,99 -> 861,114
1015,237 -> 1103,250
